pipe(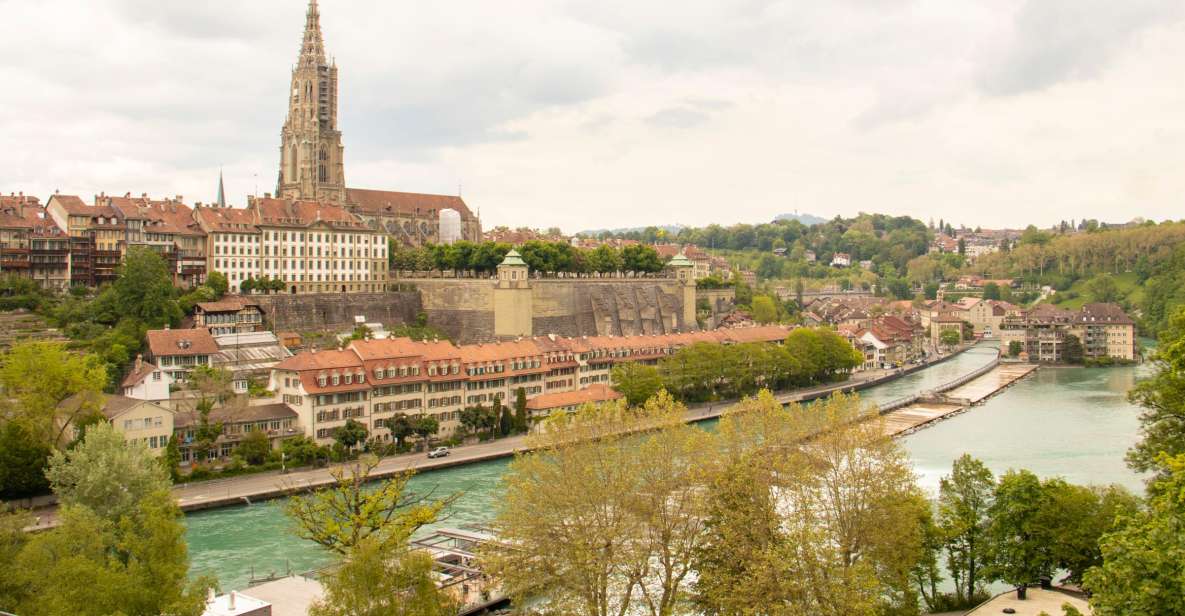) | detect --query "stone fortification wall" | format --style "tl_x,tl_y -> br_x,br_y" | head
251,278 -> 693,344
413,280 -> 496,343
410,277 -> 692,343
254,292 -> 422,333
532,280 -> 687,338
